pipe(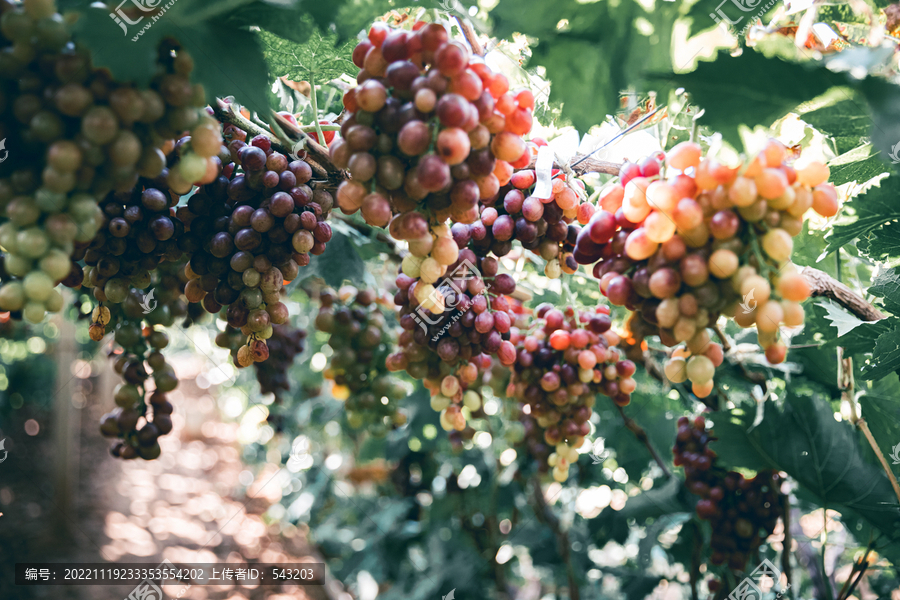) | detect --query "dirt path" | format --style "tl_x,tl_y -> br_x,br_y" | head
0,353 -> 342,600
